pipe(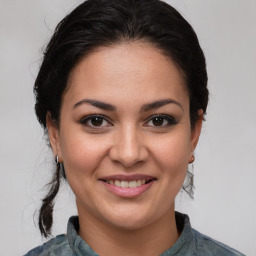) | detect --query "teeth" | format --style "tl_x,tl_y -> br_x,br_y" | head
107,179 -> 151,188
136,180 -> 141,187
121,181 -> 128,188
129,181 -> 137,188
115,180 -> 121,187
